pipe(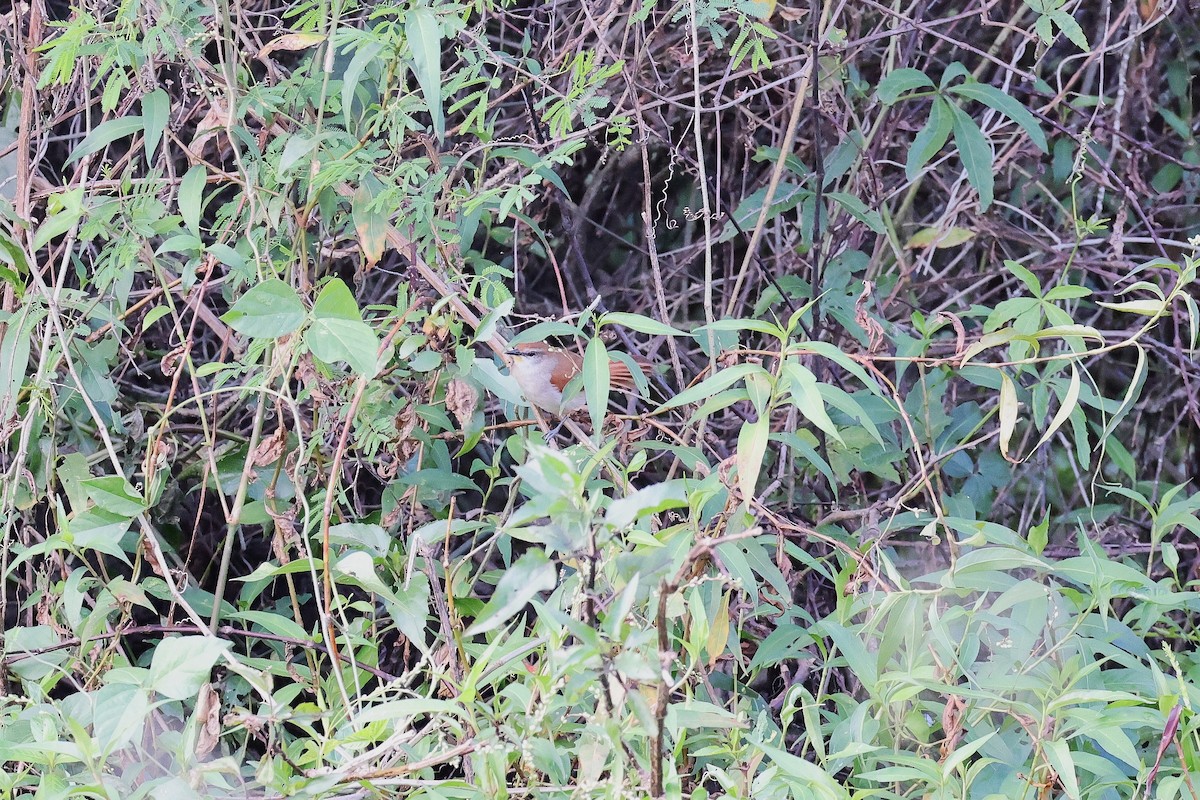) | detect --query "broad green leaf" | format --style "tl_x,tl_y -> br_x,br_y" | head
905,96 -> 953,180
1003,259 -> 1041,294
1049,8 -> 1089,50
1043,284 -> 1091,300
81,476 -> 146,516
751,737 -> 849,799
827,192 -> 886,234
606,481 -> 688,529
907,225 -> 975,249
147,636 -> 231,700
307,278 -> 380,375
279,134 -> 321,174
68,508 -> 133,563
222,278 -> 305,338
718,182 -> 809,242
876,68 -> 935,104
949,103 -> 994,210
